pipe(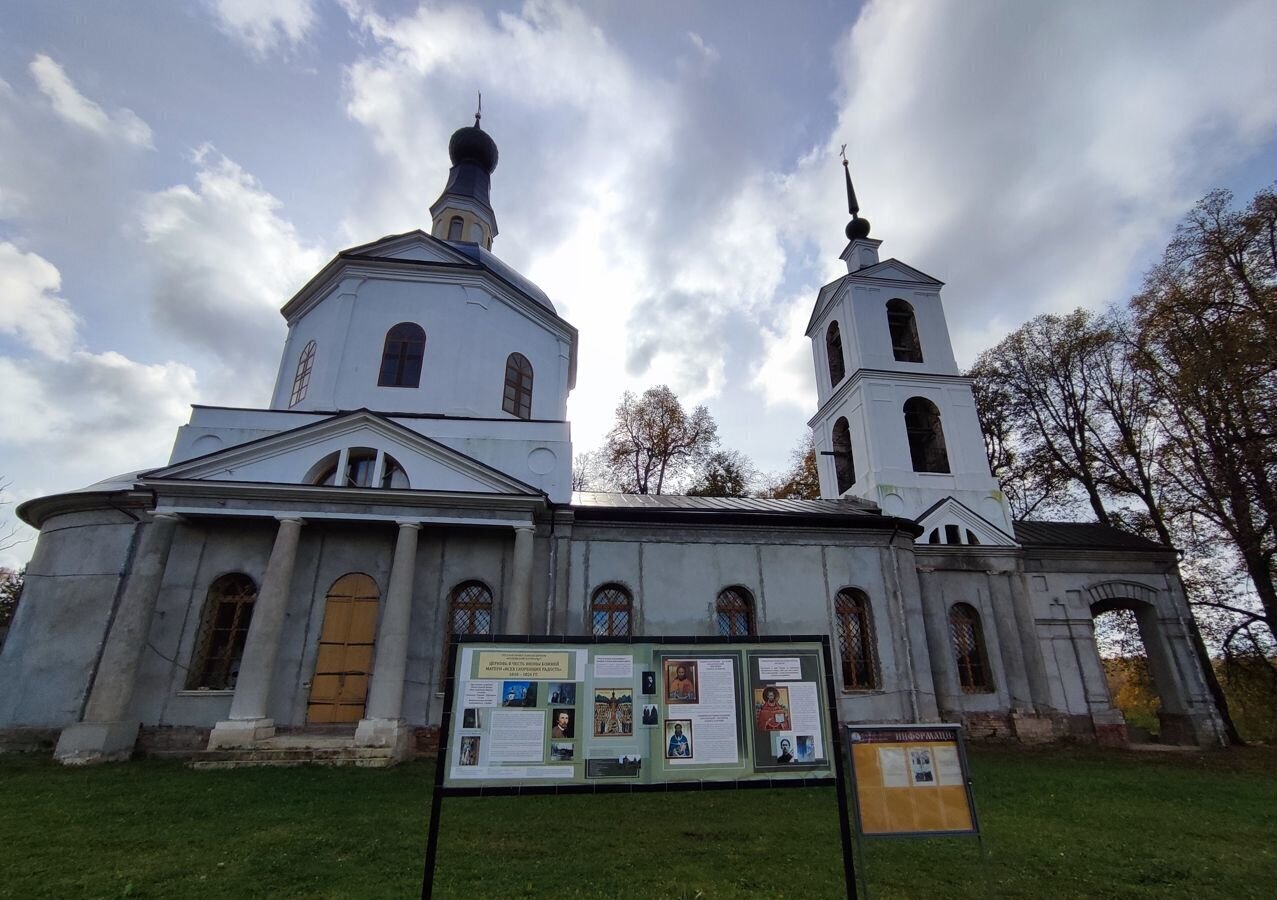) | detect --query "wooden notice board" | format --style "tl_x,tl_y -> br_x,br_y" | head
845,724 -> 979,837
